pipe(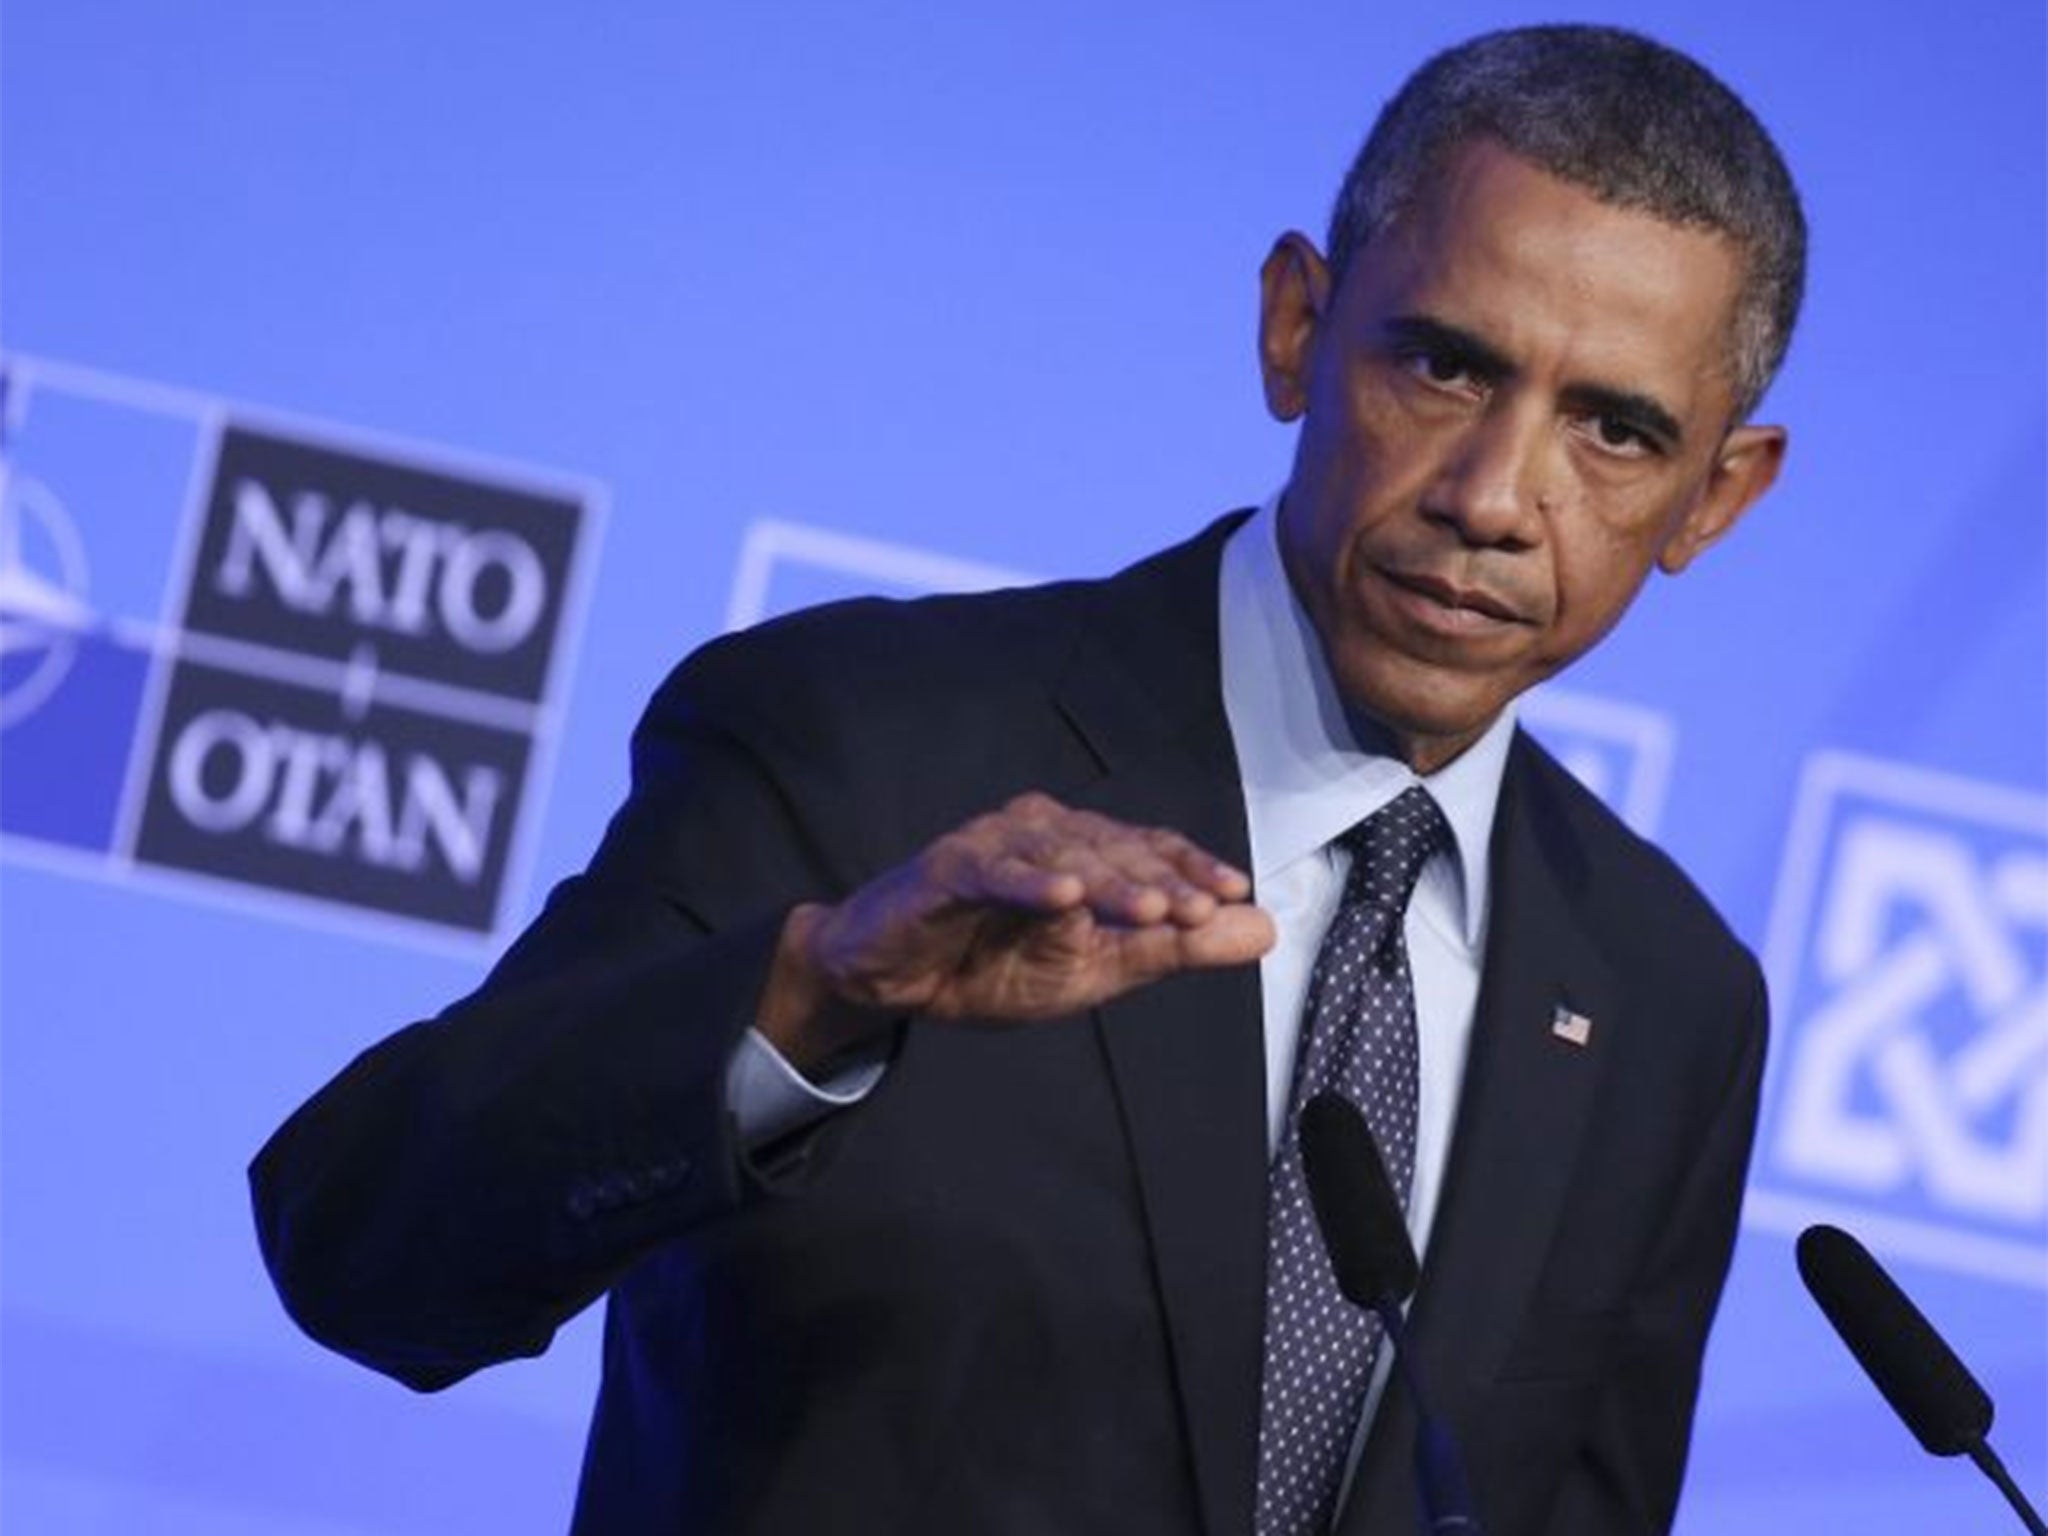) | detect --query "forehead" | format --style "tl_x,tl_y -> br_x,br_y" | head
1348,140 -> 1744,417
